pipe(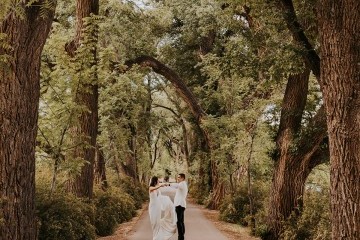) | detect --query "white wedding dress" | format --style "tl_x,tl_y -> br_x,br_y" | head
149,189 -> 177,240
